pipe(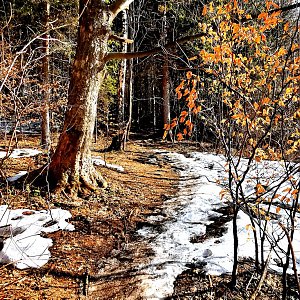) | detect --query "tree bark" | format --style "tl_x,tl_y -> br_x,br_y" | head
41,0 -> 51,150
117,9 -> 128,124
162,59 -> 170,125
161,3 -> 170,127
47,0 -> 123,195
